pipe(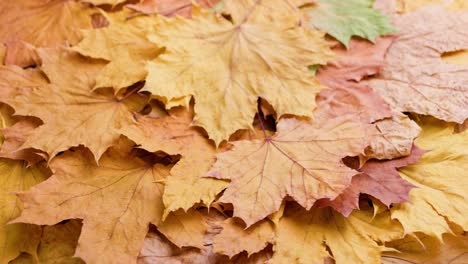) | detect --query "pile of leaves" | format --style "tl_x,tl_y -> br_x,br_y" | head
0,0 -> 467,263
